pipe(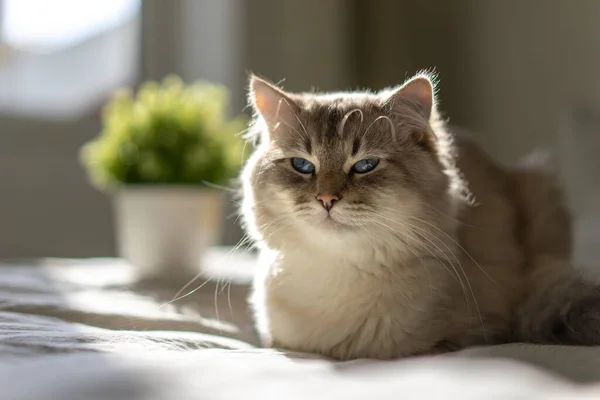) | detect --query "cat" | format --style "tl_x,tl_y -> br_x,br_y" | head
240,72 -> 600,360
